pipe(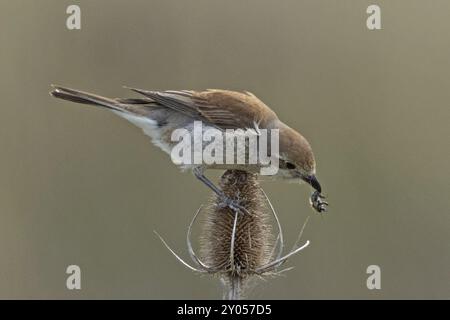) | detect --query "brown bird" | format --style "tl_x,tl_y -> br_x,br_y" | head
50,85 -> 328,213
